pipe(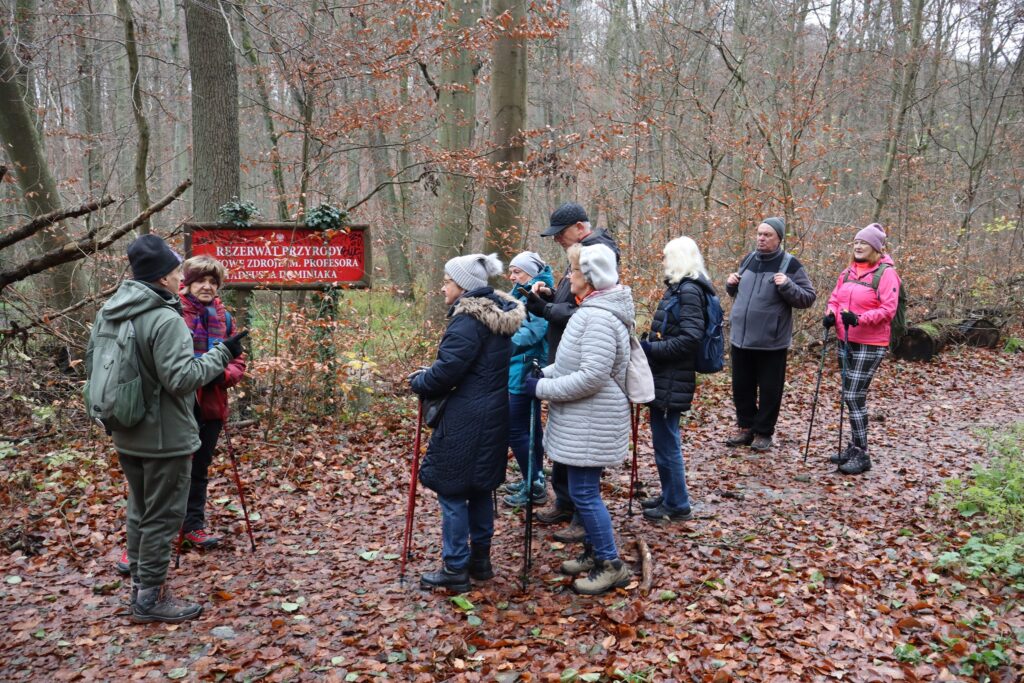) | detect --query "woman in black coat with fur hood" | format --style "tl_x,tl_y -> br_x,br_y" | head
409,253 -> 525,592
639,237 -> 714,523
